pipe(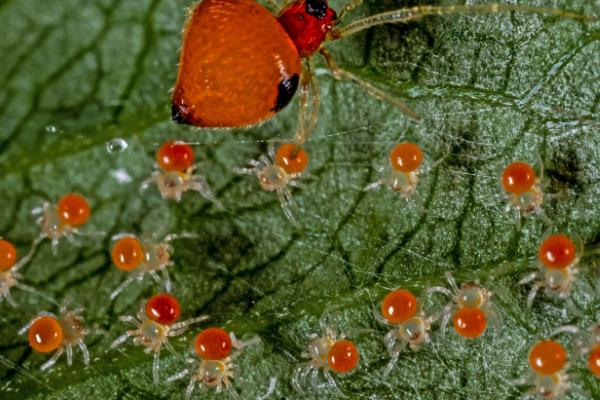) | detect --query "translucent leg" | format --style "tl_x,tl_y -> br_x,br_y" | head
292,364 -> 311,392
66,344 -> 73,366
230,332 -> 260,350
161,268 -> 172,293
163,341 -> 178,358
294,62 -> 321,145
77,340 -> 90,365
190,174 -> 223,208
444,272 -> 459,291
277,188 -> 299,226
333,4 -> 595,38
383,349 -> 400,377
440,306 -> 453,337
167,368 -> 190,383
40,347 -> 64,371
170,315 -> 209,333
257,377 -> 278,400
111,332 -> 131,349
110,273 -> 138,300
526,283 -> 543,308
324,369 -> 346,397
14,236 -> 44,271
149,271 -> 162,285
163,232 -> 198,242
3,289 -> 16,308
551,325 -> 579,337
294,66 -> 310,145
118,315 -> 138,324
424,286 -> 453,298
364,180 -> 383,191
518,272 -> 538,286
185,377 -> 196,400
140,175 -> 158,194
152,351 -> 160,383
310,366 -> 320,390
320,48 -> 419,119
